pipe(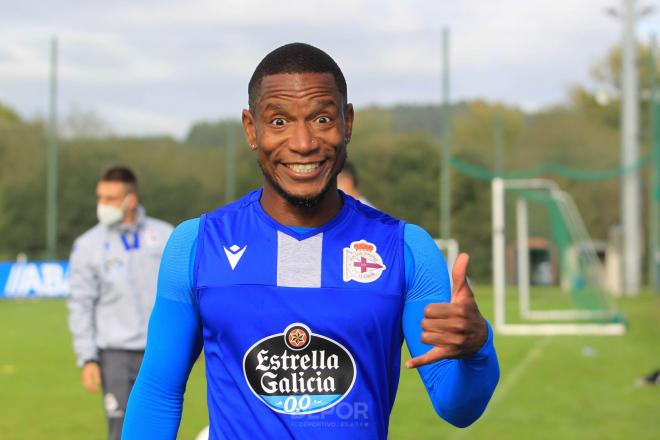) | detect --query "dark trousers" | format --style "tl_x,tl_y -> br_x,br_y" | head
99,349 -> 144,440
